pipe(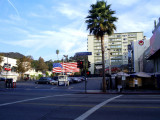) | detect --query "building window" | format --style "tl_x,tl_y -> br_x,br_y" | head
122,35 -> 127,37
117,35 -> 121,37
